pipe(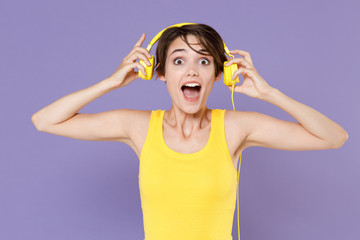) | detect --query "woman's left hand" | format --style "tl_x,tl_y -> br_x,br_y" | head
225,49 -> 274,99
